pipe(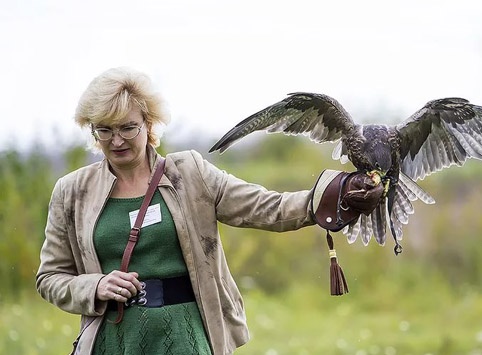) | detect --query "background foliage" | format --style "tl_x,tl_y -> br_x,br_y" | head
1,134 -> 482,354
